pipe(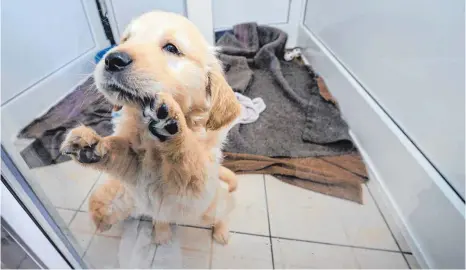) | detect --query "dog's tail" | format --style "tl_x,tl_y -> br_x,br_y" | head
219,166 -> 238,192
